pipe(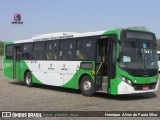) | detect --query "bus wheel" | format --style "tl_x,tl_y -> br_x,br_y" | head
25,72 -> 33,87
80,76 -> 95,96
